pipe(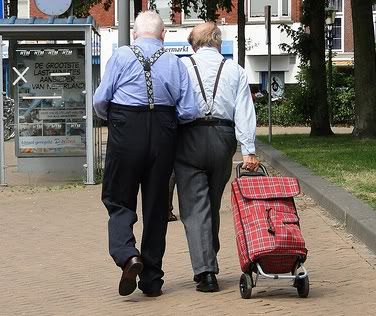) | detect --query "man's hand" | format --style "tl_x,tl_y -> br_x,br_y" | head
242,154 -> 260,172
